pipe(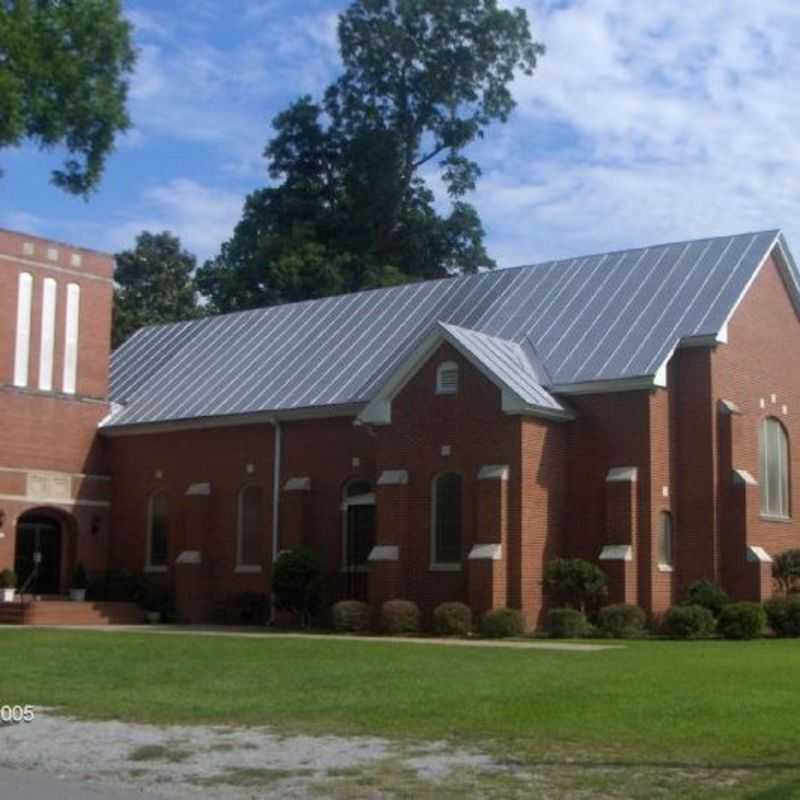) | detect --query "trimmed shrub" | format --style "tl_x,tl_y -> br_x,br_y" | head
272,548 -> 321,619
684,580 -> 729,618
773,549 -> 800,595
332,600 -> 372,633
717,602 -> 766,640
764,595 -> 800,637
598,603 -> 646,639
481,608 -> 525,639
381,600 -> 421,635
547,607 -> 588,639
662,604 -> 715,639
542,558 -> 607,614
0,569 -> 17,589
433,602 -> 472,636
